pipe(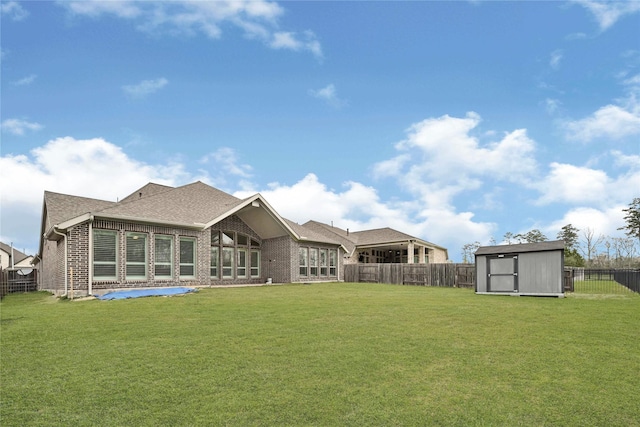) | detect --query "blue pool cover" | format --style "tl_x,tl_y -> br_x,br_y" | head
97,287 -> 196,300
